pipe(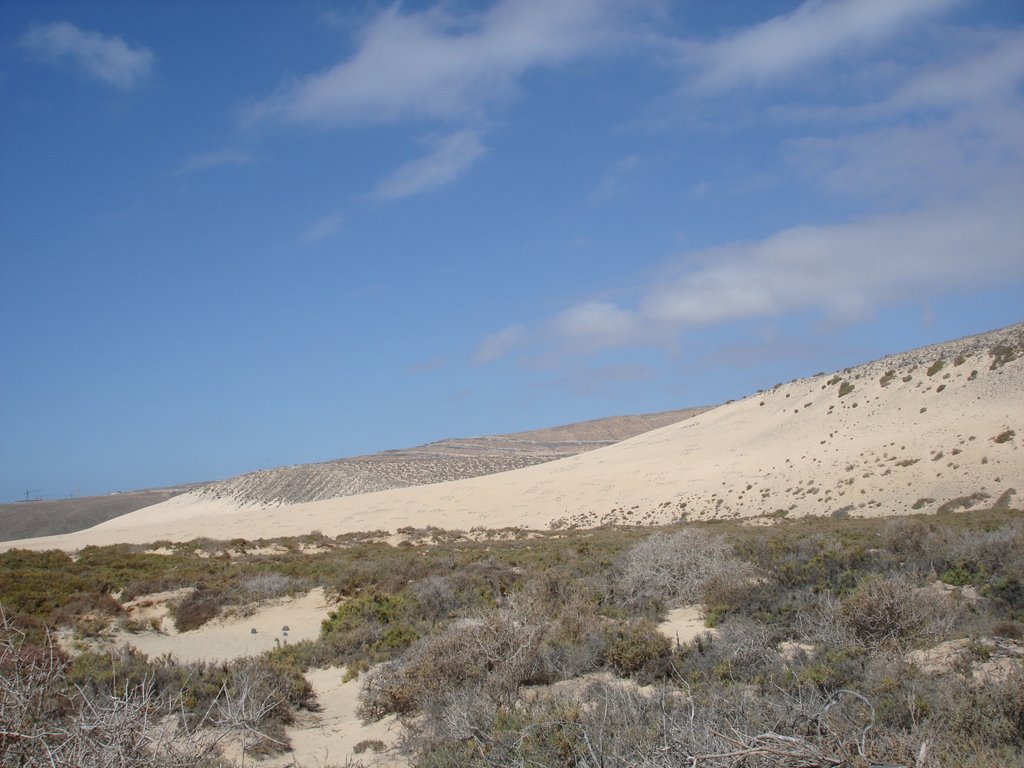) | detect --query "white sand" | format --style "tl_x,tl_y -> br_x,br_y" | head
110,589 -> 332,663
261,667 -> 405,768
658,606 -> 718,647
5,325 -> 1021,551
